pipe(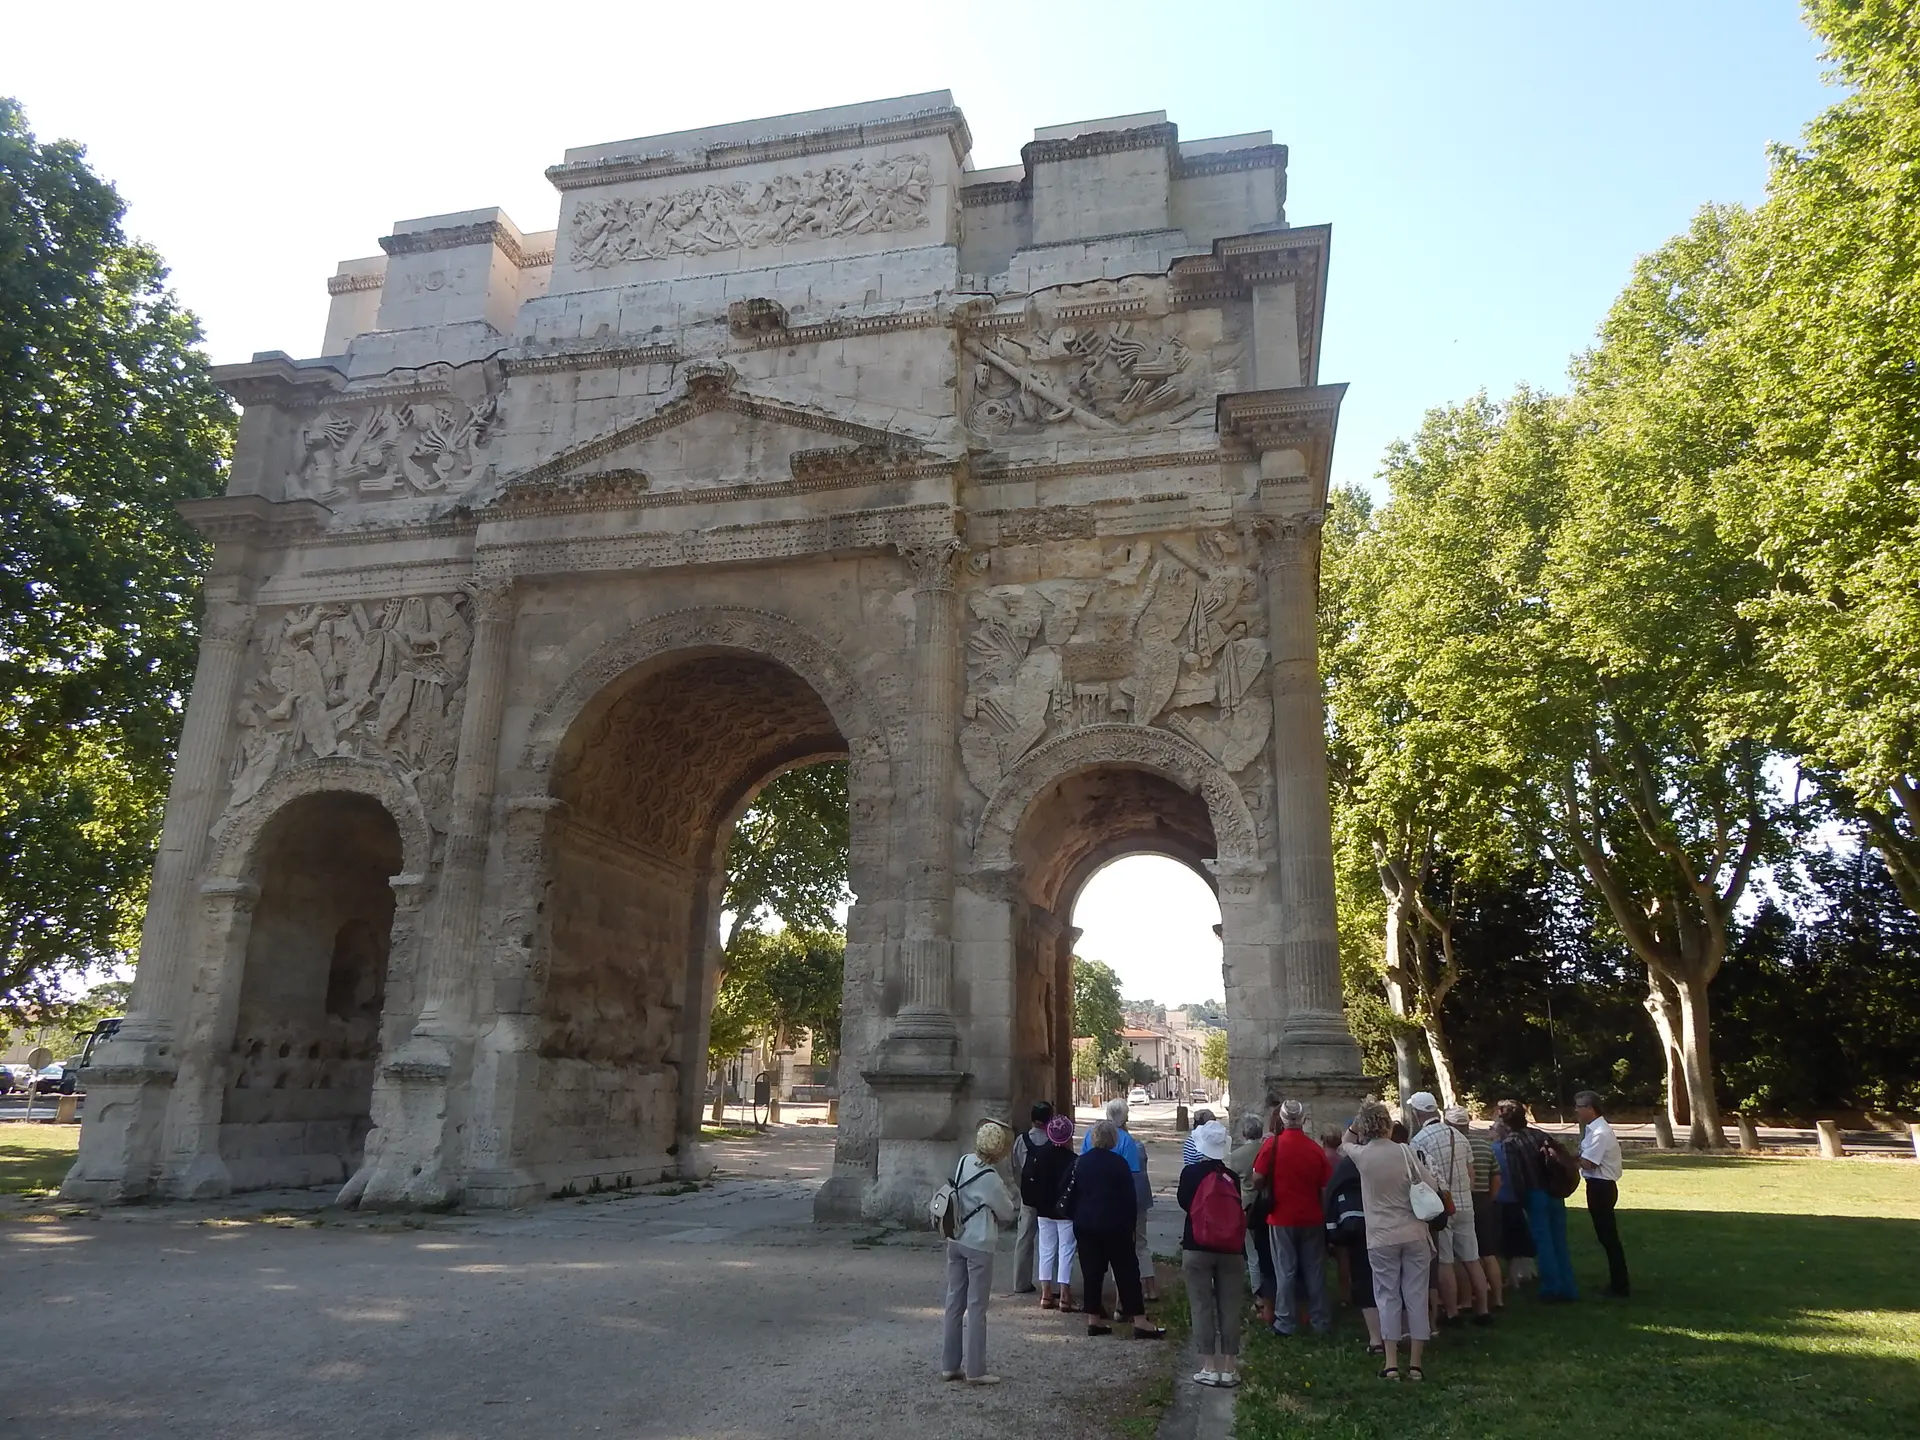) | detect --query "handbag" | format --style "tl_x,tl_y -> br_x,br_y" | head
1404,1144 -> 1447,1224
